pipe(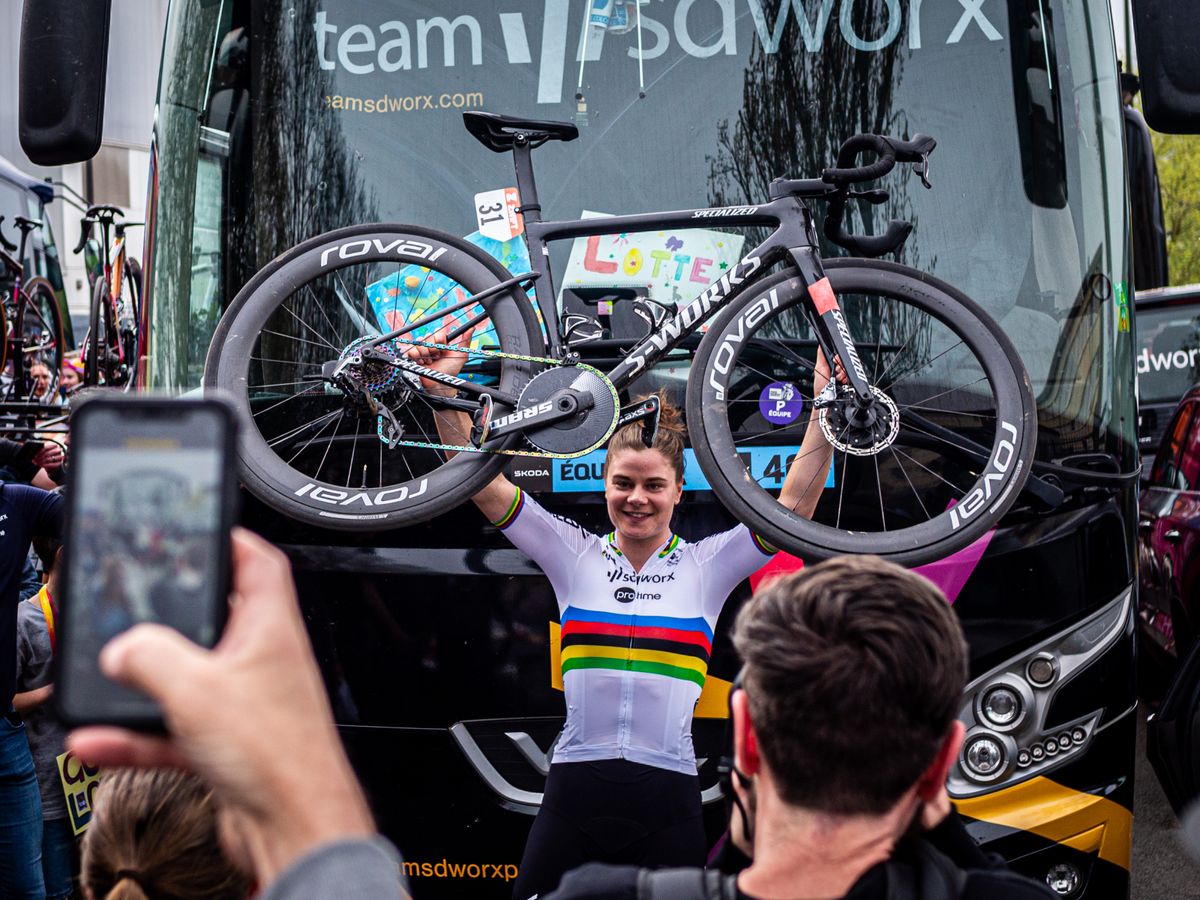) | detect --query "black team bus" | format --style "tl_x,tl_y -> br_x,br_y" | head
17,1 -> 1200,897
